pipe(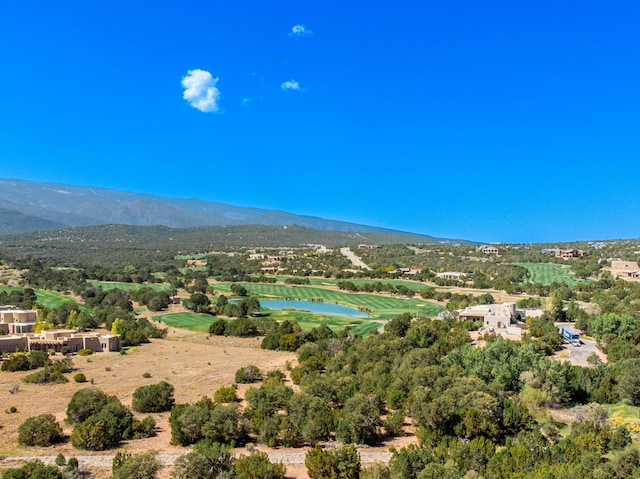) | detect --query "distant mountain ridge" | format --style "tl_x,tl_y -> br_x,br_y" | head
0,179 -> 455,241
